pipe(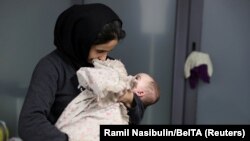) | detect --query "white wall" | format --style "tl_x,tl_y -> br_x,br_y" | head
197,0 -> 250,124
